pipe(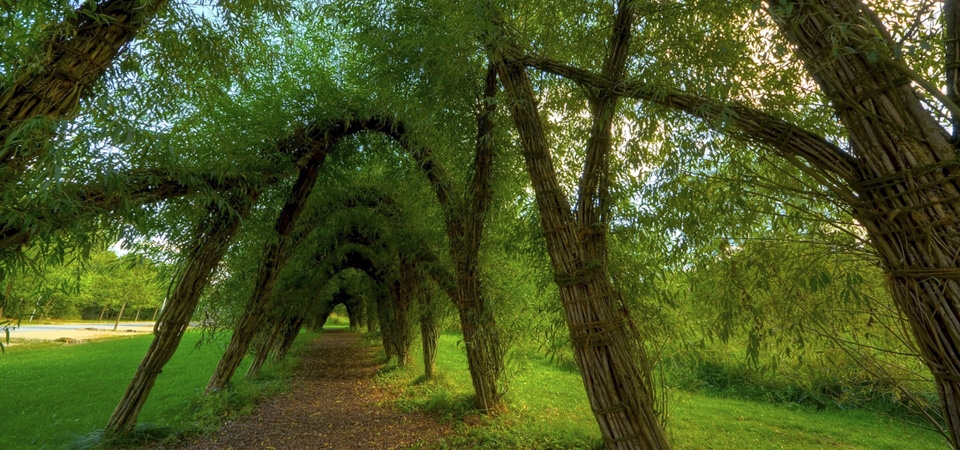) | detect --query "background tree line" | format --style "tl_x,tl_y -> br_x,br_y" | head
0,248 -> 165,323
